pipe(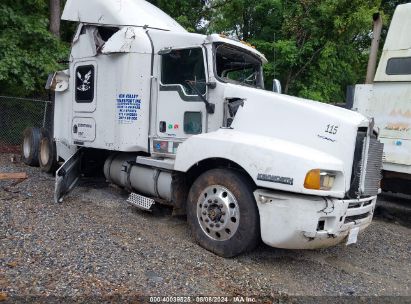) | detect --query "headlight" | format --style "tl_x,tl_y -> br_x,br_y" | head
304,169 -> 336,191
